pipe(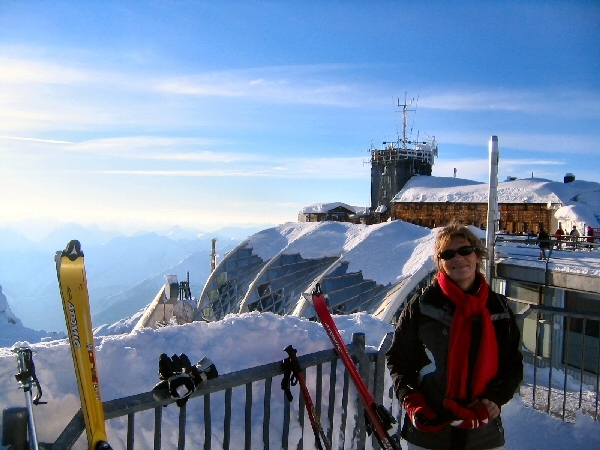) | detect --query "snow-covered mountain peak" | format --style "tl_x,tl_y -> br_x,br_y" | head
0,285 -> 21,326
